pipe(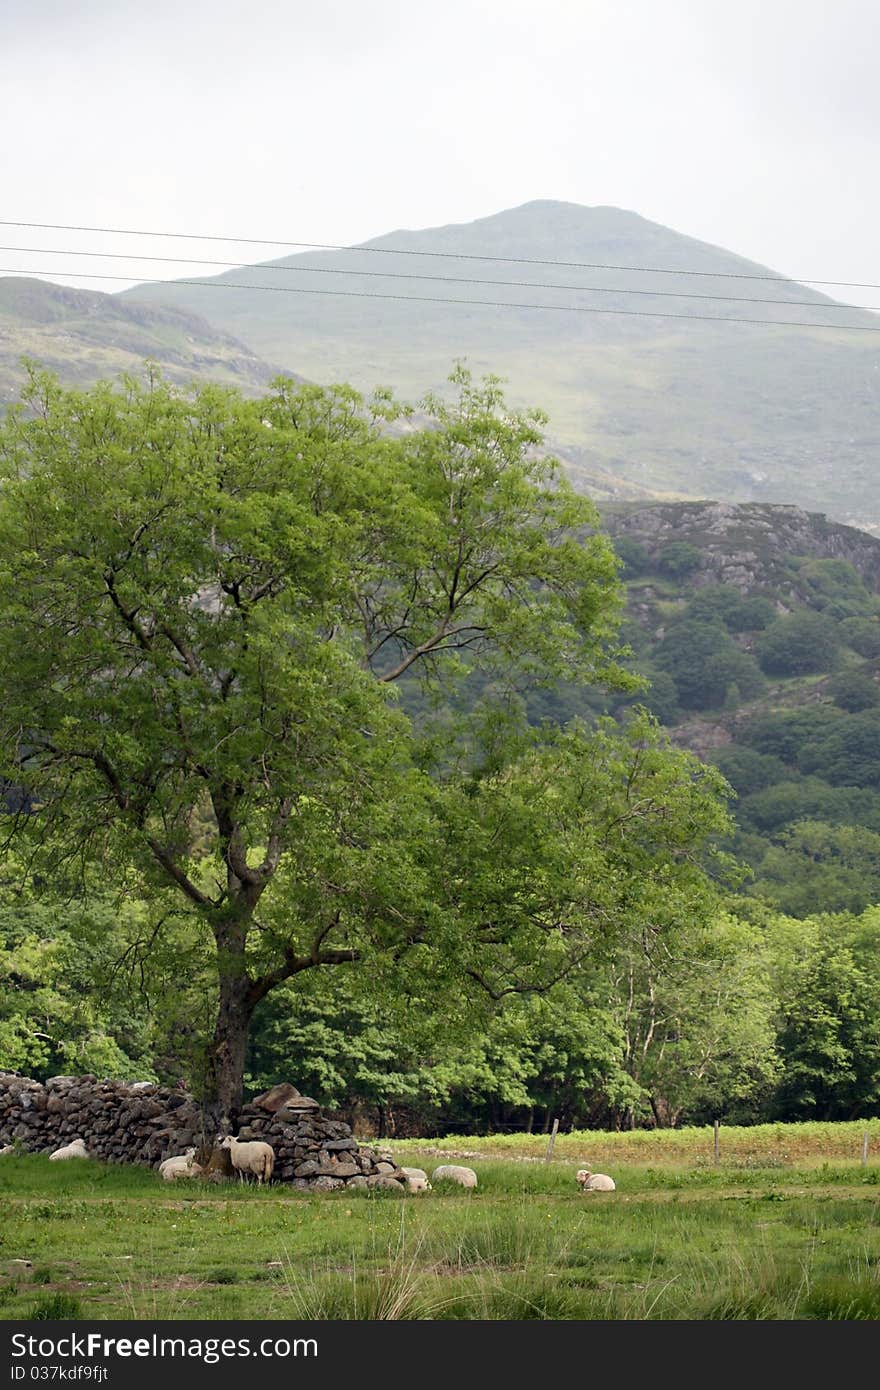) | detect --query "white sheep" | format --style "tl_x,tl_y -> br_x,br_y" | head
431,1164 -> 477,1189
576,1167 -> 616,1192
49,1138 -> 89,1161
400,1166 -> 432,1192
0,1143 -> 15,1155
219,1134 -> 275,1184
158,1147 -> 203,1181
